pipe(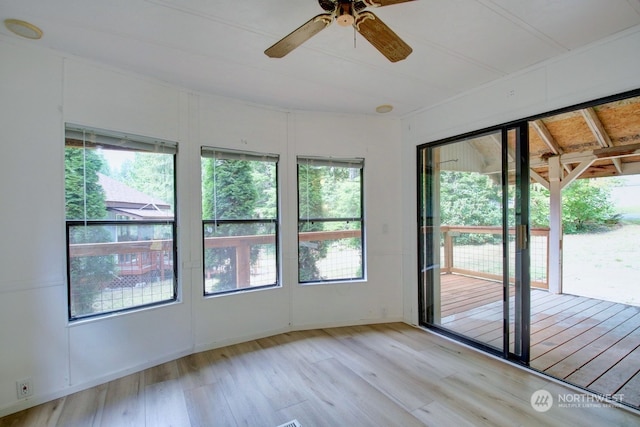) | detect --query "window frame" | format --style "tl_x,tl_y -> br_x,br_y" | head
297,156 -> 365,284
201,146 -> 281,296
65,124 -> 178,321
